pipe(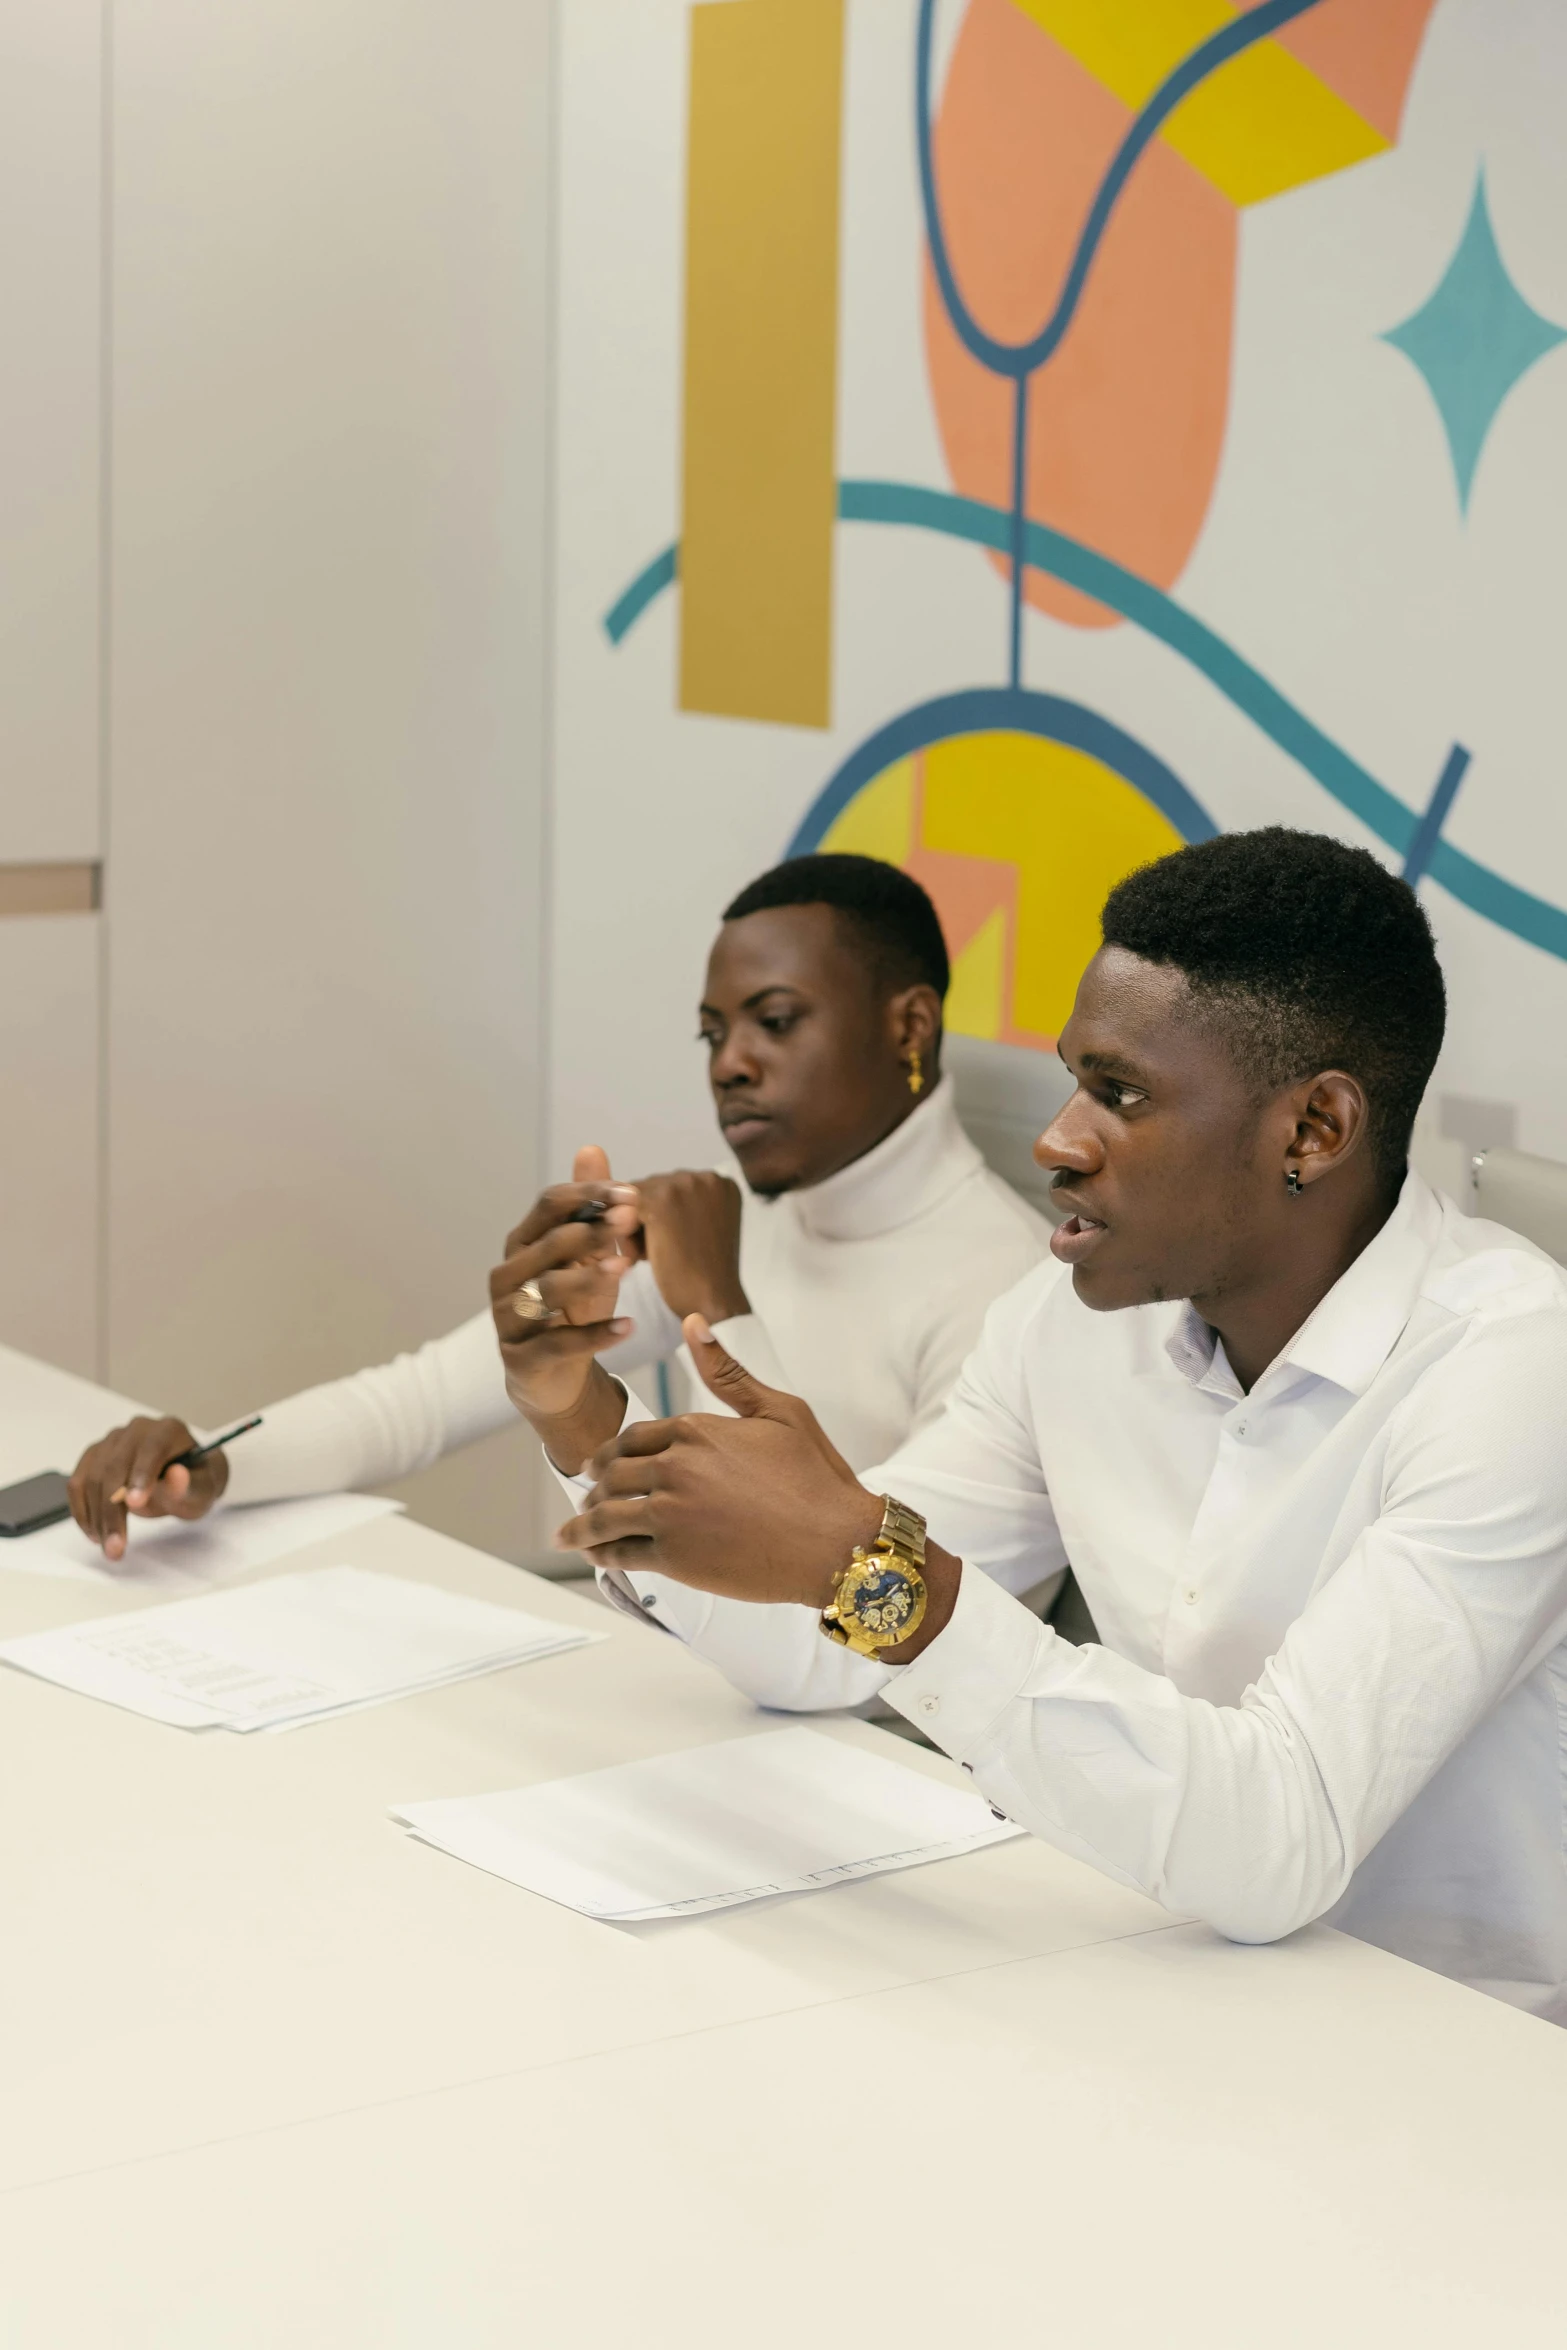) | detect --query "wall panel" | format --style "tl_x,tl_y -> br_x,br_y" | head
106,1 -> 553,1556
0,915 -> 99,1376
0,1 -> 101,864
